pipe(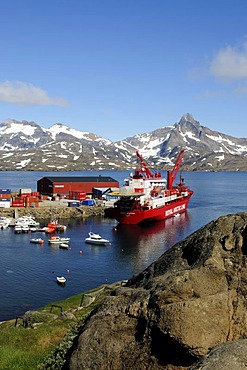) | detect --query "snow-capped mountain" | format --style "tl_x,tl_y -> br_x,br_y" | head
0,114 -> 247,171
